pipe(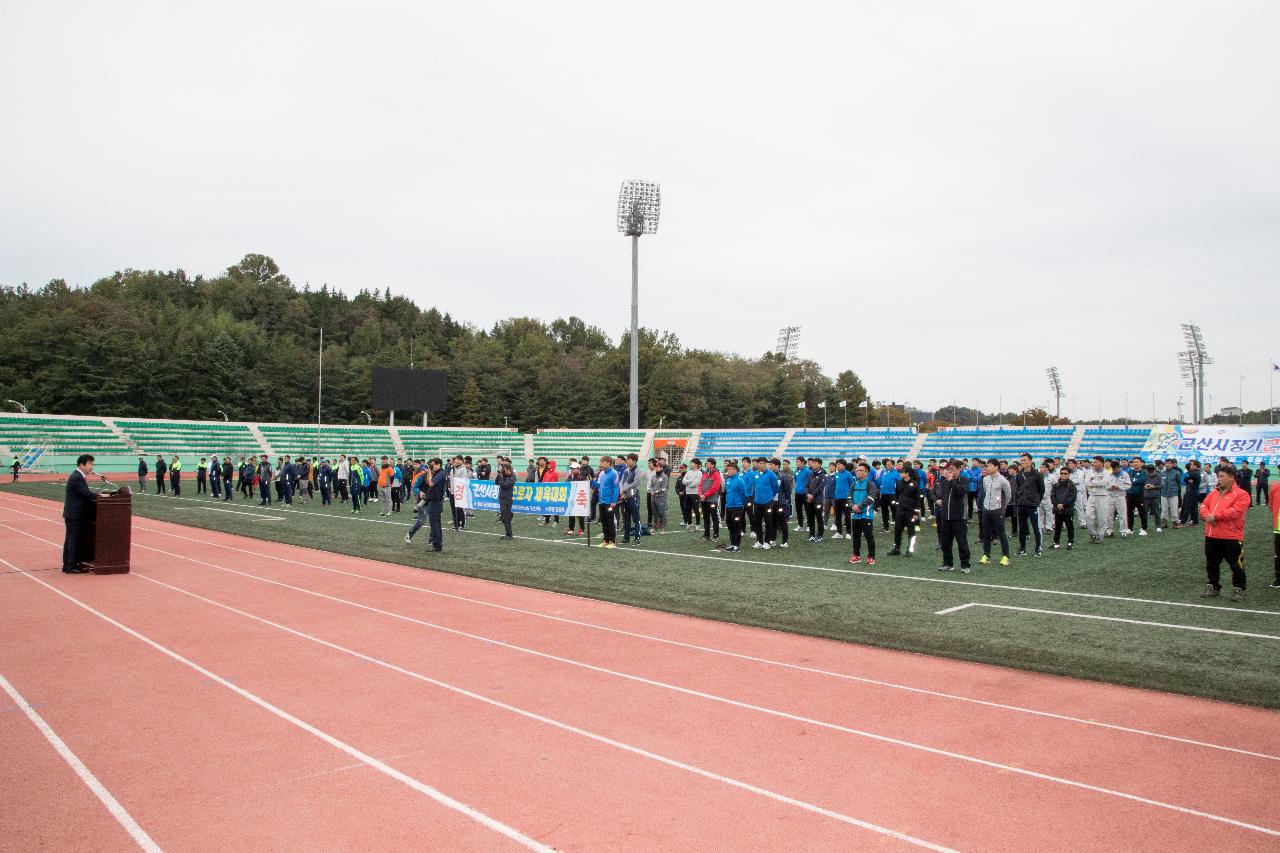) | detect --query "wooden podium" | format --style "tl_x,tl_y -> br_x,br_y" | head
81,487 -> 132,574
